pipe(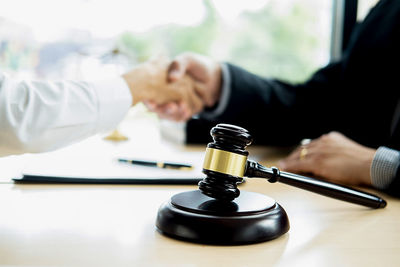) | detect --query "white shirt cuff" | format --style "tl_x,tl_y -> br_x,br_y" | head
91,77 -> 132,133
200,63 -> 231,119
370,146 -> 400,189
